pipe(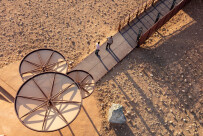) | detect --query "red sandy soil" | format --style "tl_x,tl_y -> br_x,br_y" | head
95,0 -> 203,136
0,0 -> 203,136
0,0 -> 146,69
